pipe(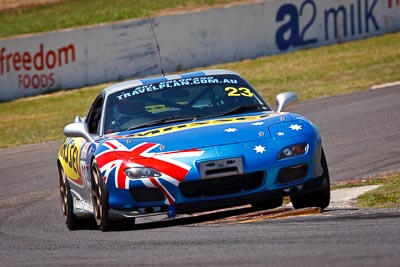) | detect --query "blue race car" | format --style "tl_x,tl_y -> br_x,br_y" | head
57,69 -> 330,231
